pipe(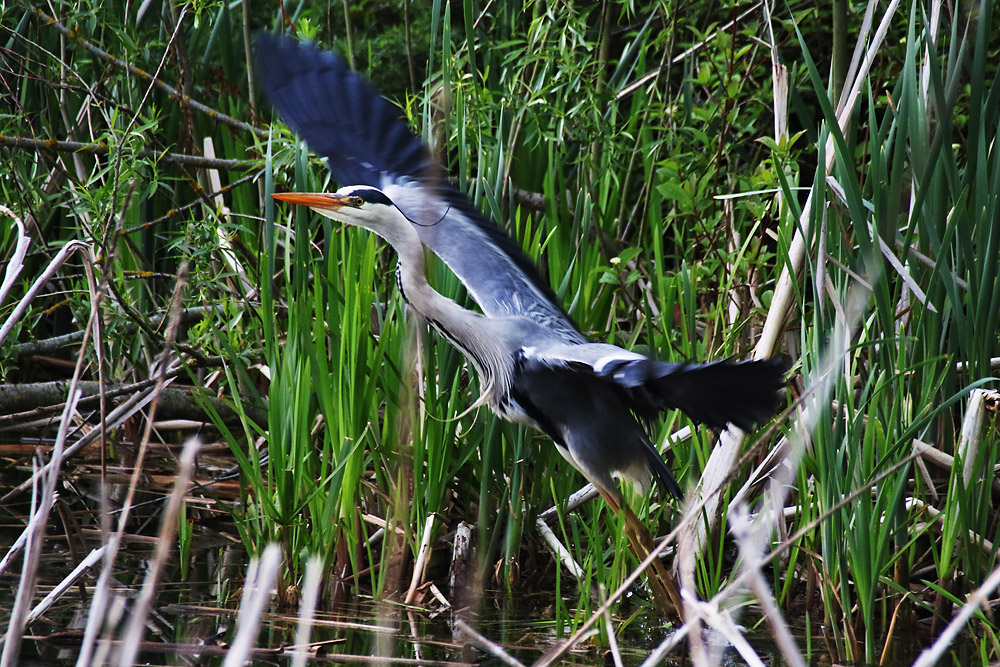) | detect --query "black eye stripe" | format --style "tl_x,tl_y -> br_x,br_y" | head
346,188 -> 393,206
